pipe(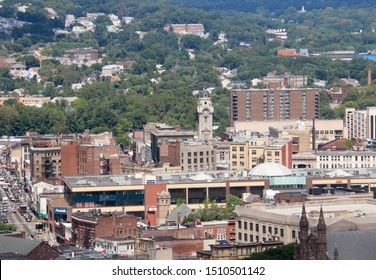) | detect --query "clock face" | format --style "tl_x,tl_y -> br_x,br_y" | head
203,109 -> 209,115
